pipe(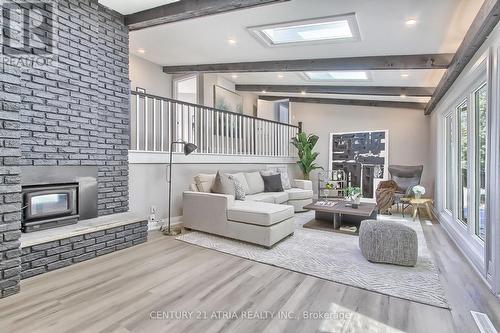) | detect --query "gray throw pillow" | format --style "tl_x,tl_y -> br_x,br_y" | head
262,174 -> 283,192
229,175 -> 246,200
211,171 -> 235,196
262,169 -> 291,190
